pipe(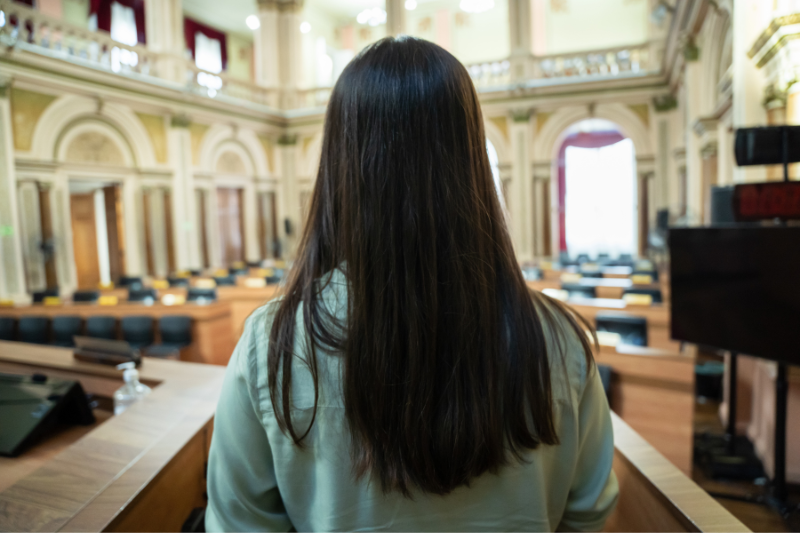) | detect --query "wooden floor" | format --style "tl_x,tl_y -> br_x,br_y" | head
692,398 -> 800,532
